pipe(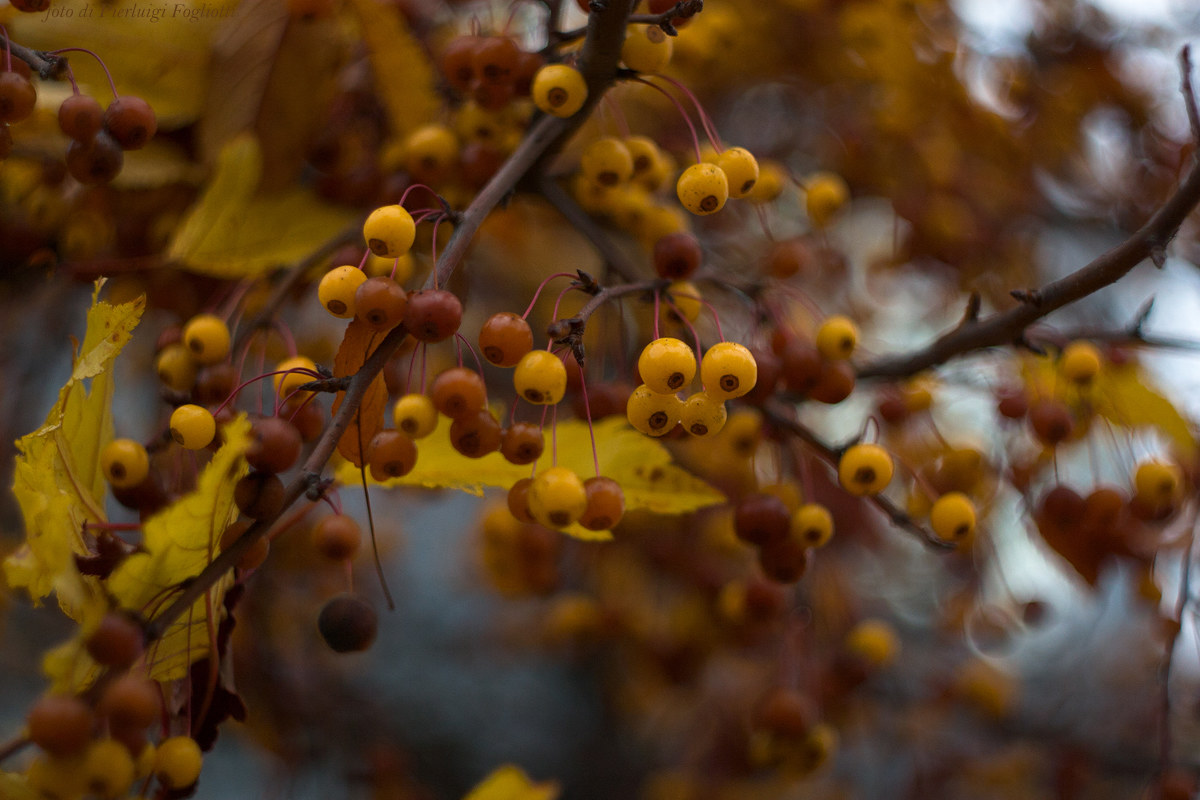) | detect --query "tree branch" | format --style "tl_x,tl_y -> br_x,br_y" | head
5,38 -> 69,80
762,402 -> 956,551
859,153 -> 1200,380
